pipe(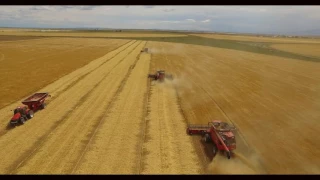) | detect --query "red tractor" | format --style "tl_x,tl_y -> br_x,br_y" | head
148,70 -> 173,82
10,92 -> 50,126
186,120 -> 237,159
